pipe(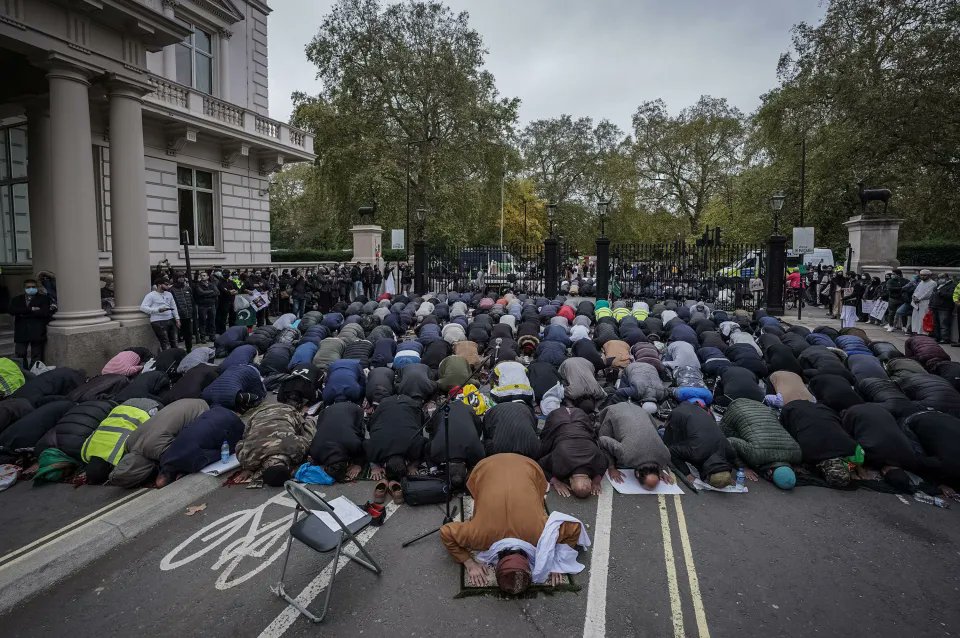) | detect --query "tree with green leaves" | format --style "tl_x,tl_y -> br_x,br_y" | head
751,0 -> 960,246
632,96 -> 746,235
292,0 -> 519,247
